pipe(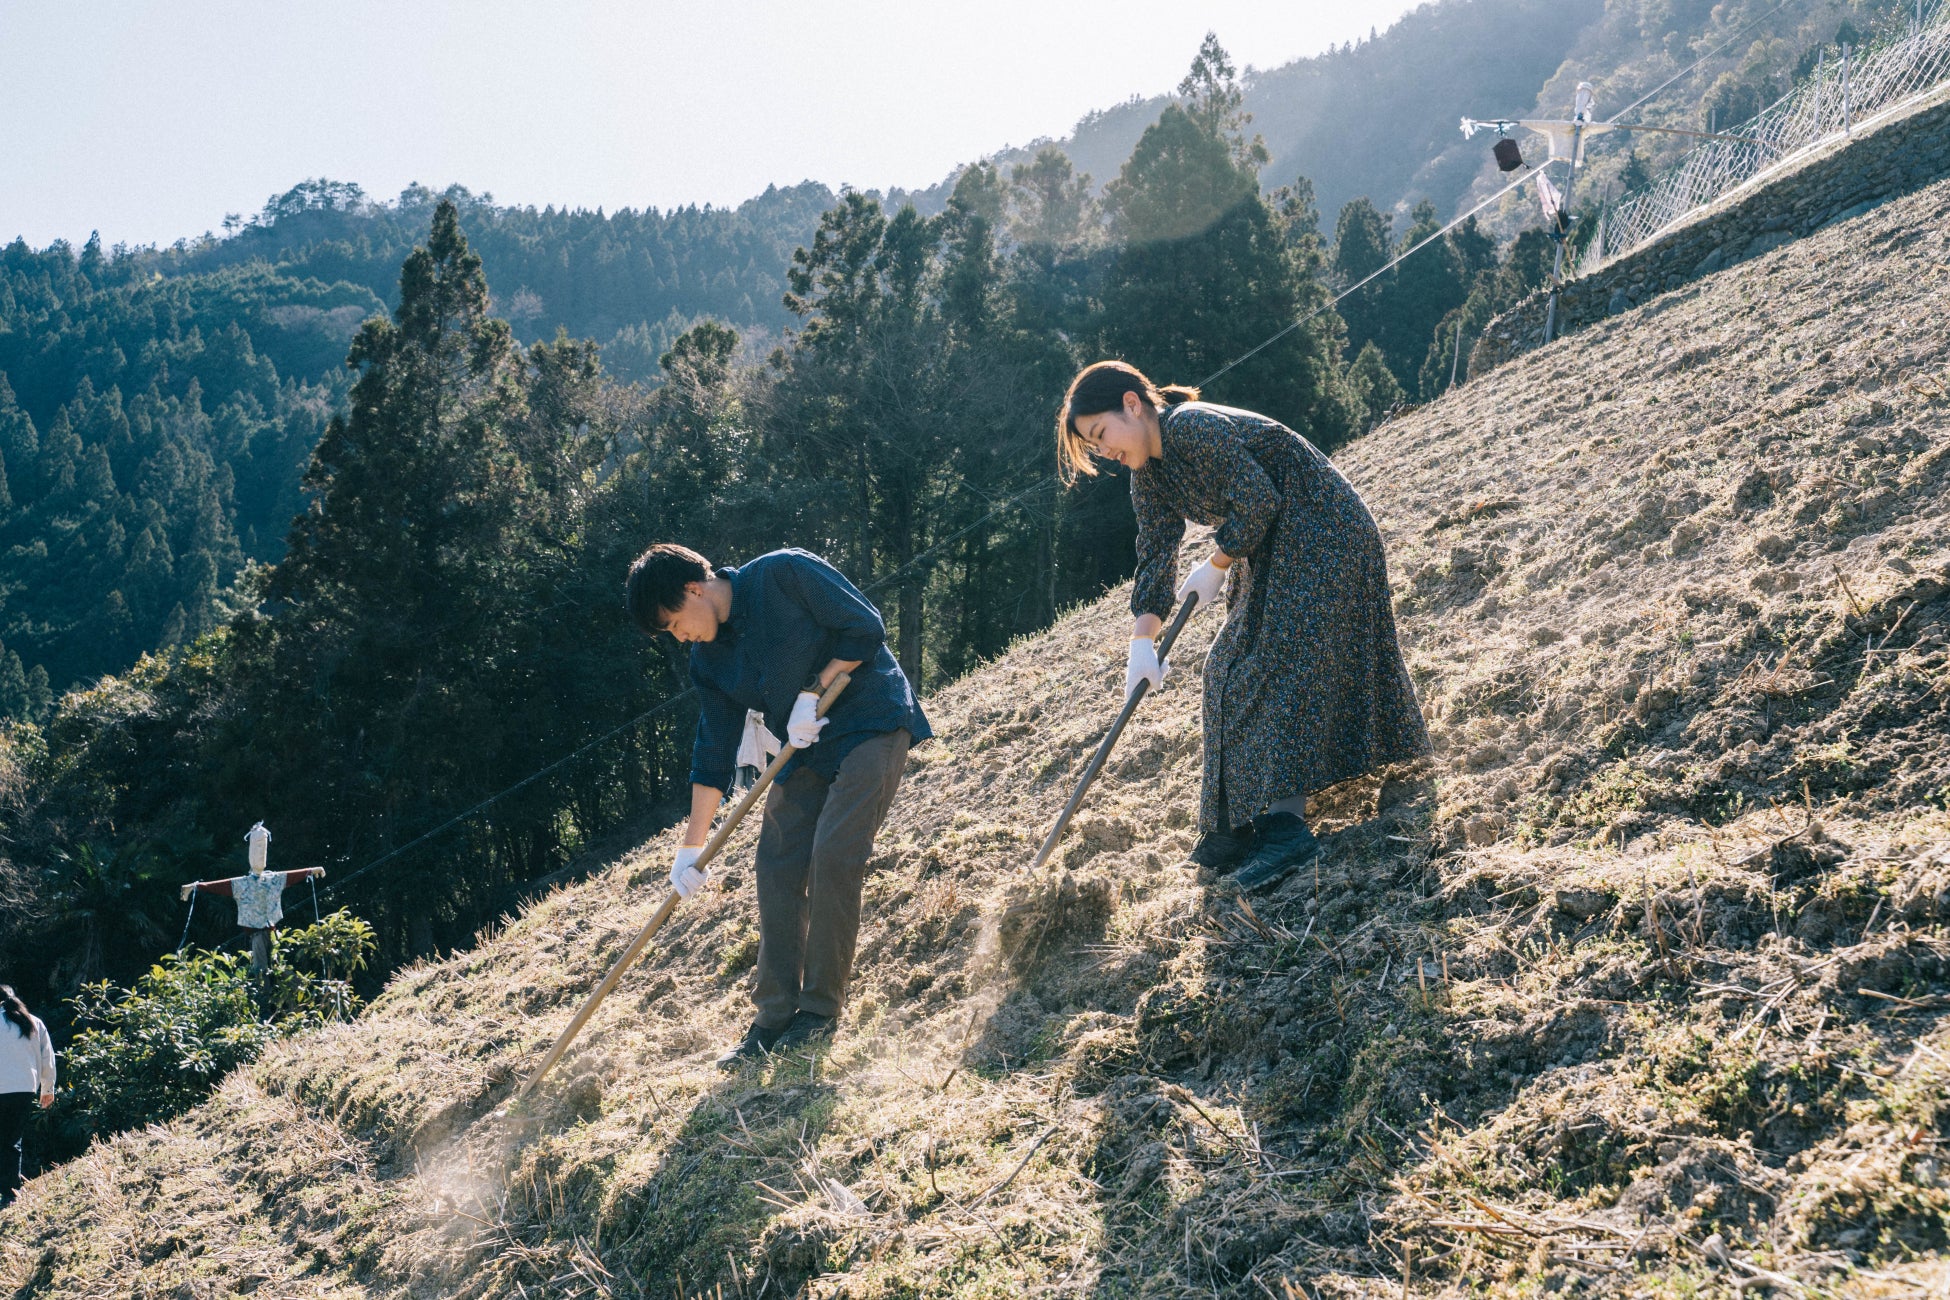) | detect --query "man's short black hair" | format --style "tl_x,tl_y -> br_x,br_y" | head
625,543 -> 712,634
